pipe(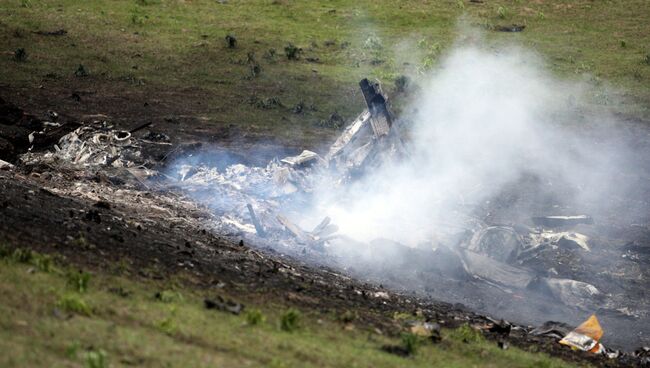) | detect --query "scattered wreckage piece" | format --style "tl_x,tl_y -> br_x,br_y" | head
247,203 -> 267,237
325,79 -> 406,181
532,215 -> 594,228
559,314 -> 604,353
280,149 -> 322,167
